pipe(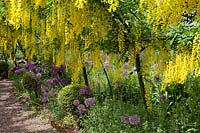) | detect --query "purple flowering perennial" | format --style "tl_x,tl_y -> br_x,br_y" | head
86,59 -> 92,65
36,73 -> 41,78
104,61 -> 109,70
33,88 -> 39,92
79,89 -> 86,95
41,97 -> 48,103
121,114 -> 141,126
84,98 -> 96,107
85,86 -> 92,95
128,115 -> 140,126
77,104 -> 86,113
59,65 -> 65,72
124,62 -> 129,70
106,55 -> 110,61
27,62 -> 34,71
14,68 -> 25,73
12,66 -> 21,72
23,96 -> 30,104
73,100 -> 80,107
44,87 -> 49,93
59,78 -> 67,85
121,114 -> 130,124
123,71 -> 128,77
79,86 -> 92,95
